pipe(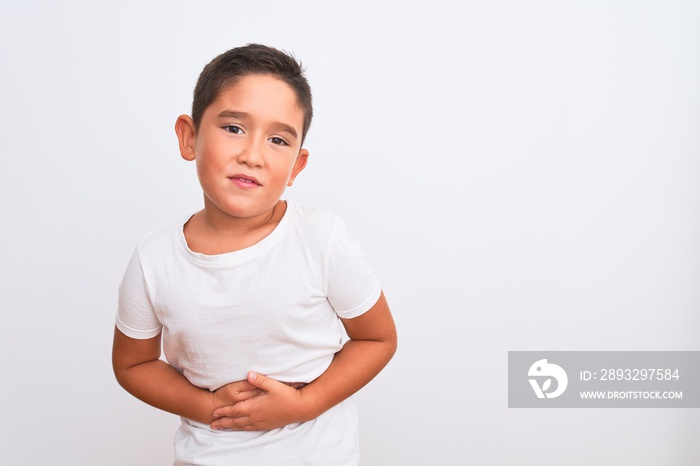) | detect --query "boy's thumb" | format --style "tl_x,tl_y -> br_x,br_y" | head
247,371 -> 268,388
